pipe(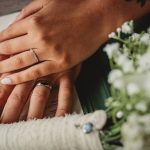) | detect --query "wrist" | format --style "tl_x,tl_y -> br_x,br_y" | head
97,0 -> 150,42
106,0 -> 150,25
